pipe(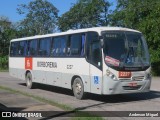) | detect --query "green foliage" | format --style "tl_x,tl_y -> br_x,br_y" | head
0,16 -> 18,56
17,0 -> 59,36
58,0 -> 110,31
151,61 -> 160,76
0,56 -> 8,69
110,0 -> 160,75
72,111 -> 103,120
